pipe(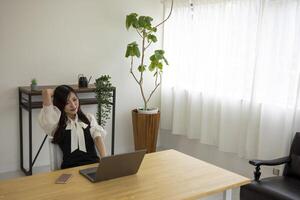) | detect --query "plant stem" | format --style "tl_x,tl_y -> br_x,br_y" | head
139,30 -> 147,109
140,31 -> 146,83
145,41 -> 152,50
154,0 -> 173,28
139,83 -> 147,110
130,57 -> 139,84
136,29 -> 143,38
146,72 -> 161,104
155,69 -> 158,86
